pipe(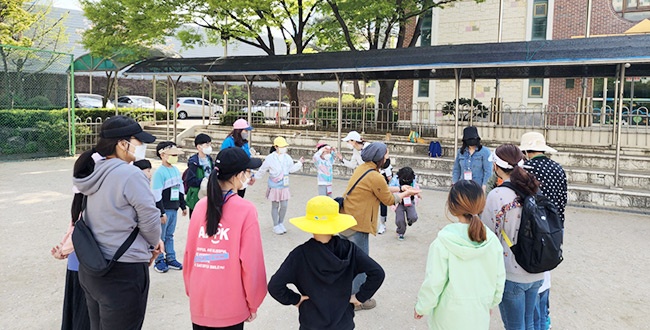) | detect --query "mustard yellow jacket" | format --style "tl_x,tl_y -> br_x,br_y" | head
341,162 -> 400,235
